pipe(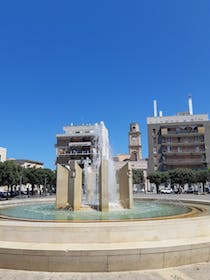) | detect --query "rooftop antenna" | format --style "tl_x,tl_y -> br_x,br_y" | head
153,100 -> 158,117
188,94 -> 193,115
